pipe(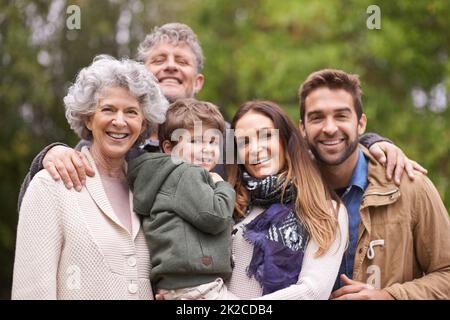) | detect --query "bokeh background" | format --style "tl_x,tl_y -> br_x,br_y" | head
1,0 -> 449,299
